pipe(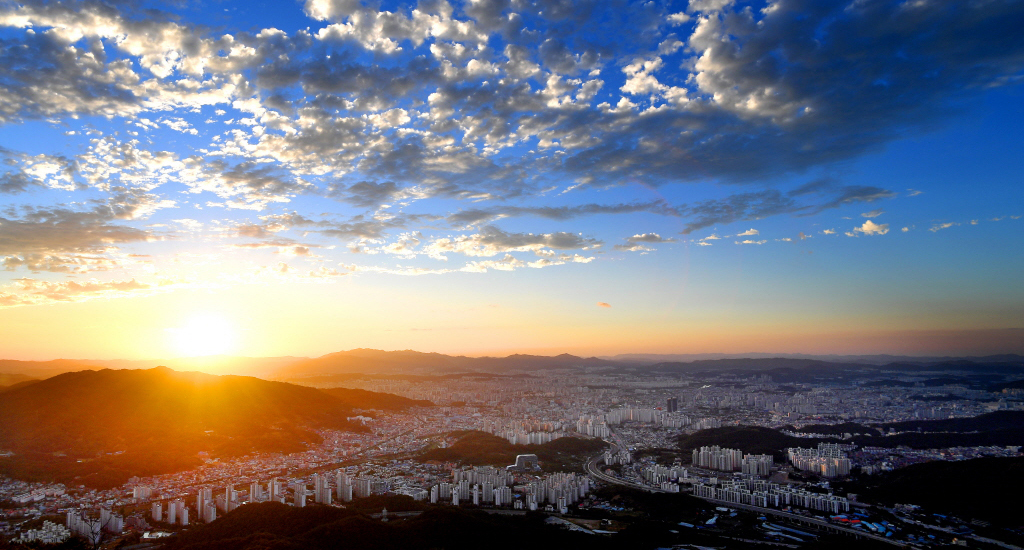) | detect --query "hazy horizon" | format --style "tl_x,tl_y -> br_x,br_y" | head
2,327 -> 1024,362
3,342 -> 1023,367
